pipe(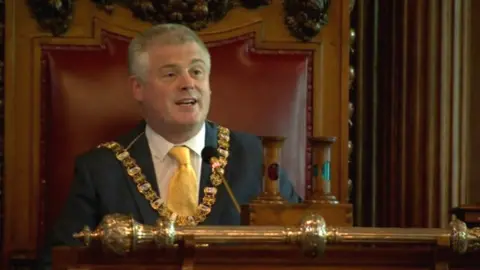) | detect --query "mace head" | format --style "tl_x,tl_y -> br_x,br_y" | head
449,217 -> 469,254
298,213 -> 328,257
73,213 -> 140,255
